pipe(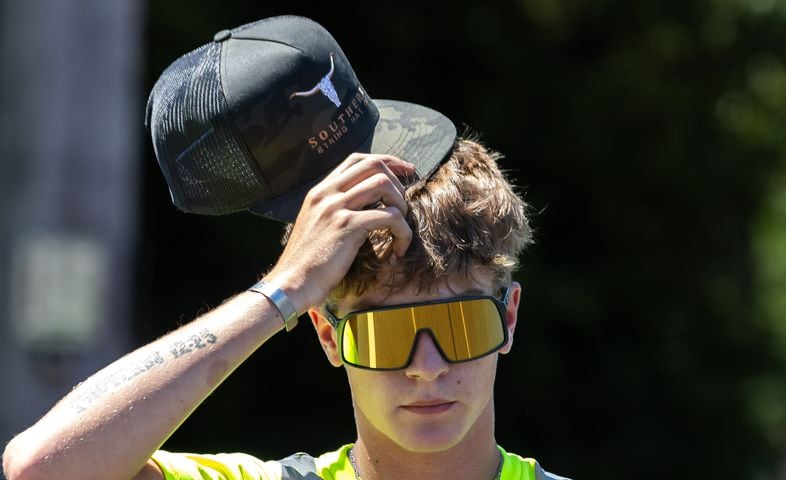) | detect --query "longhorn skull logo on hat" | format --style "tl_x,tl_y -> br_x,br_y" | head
290,53 -> 341,107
